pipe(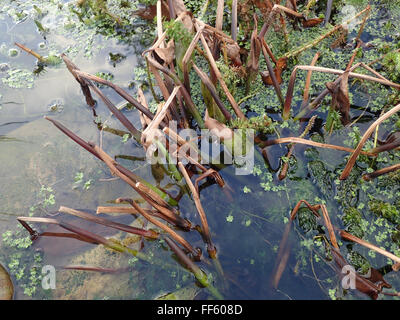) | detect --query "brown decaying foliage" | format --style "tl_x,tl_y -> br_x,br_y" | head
14,0 -> 400,299
272,201 -> 398,299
